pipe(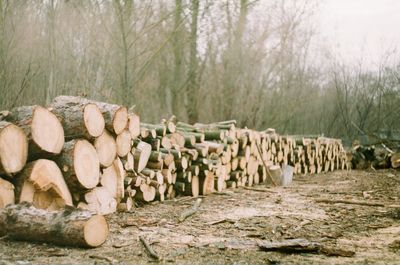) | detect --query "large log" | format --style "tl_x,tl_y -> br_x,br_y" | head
0,202 -> 108,248
56,140 -> 100,191
0,177 -> 15,208
0,121 -> 28,175
16,159 -> 73,210
6,106 -> 64,158
52,95 -> 128,135
50,97 -> 105,139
